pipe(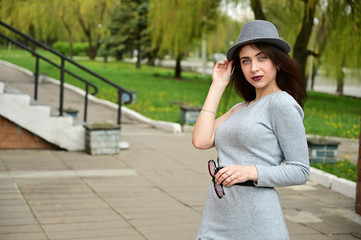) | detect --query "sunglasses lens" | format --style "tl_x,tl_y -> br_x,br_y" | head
208,161 -> 216,176
214,182 -> 223,198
